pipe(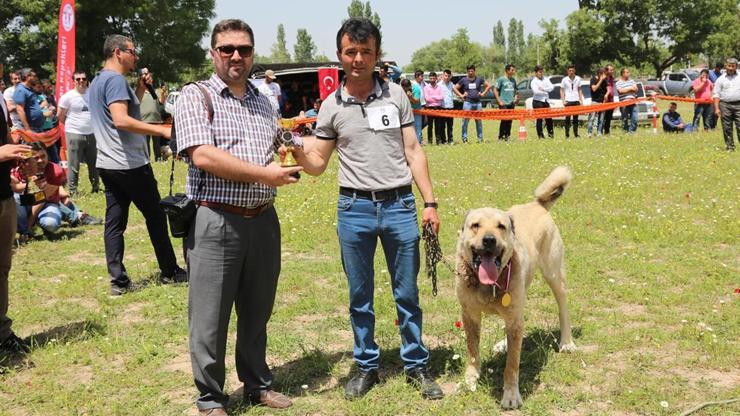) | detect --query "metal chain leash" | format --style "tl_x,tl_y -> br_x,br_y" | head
422,222 -> 455,296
